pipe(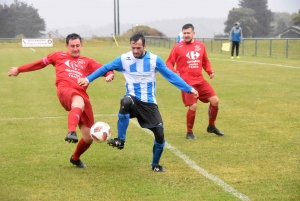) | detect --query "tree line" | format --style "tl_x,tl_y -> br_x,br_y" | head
0,0 -> 299,39
0,0 -> 45,38
223,0 -> 300,38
